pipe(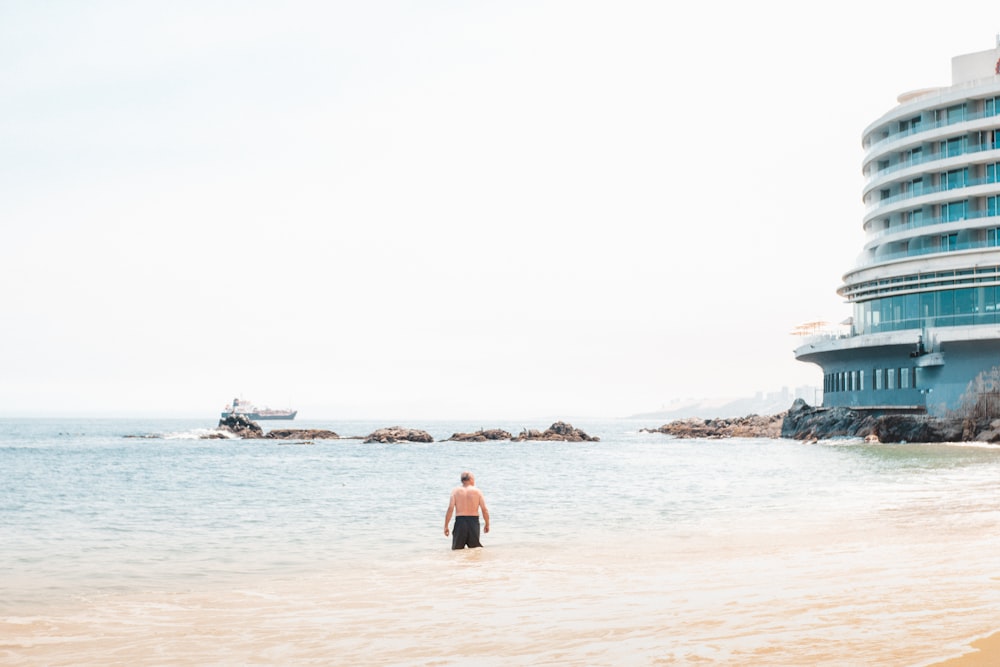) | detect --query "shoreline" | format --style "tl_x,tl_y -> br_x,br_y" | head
930,631 -> 1000,666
